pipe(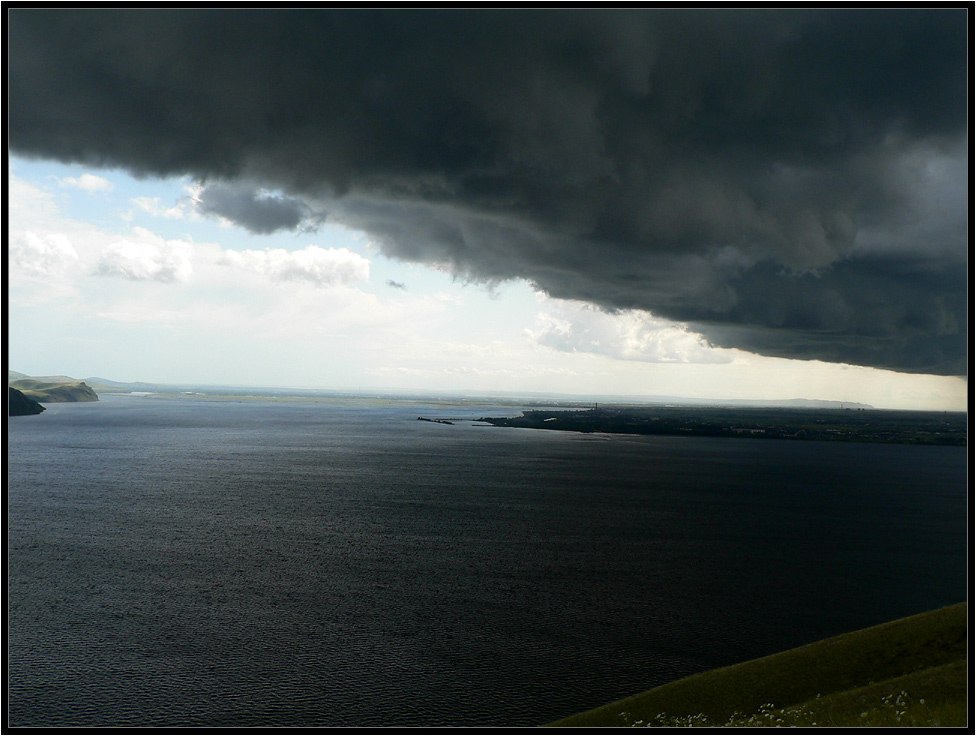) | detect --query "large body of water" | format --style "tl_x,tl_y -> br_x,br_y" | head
6,395 -> 968,727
